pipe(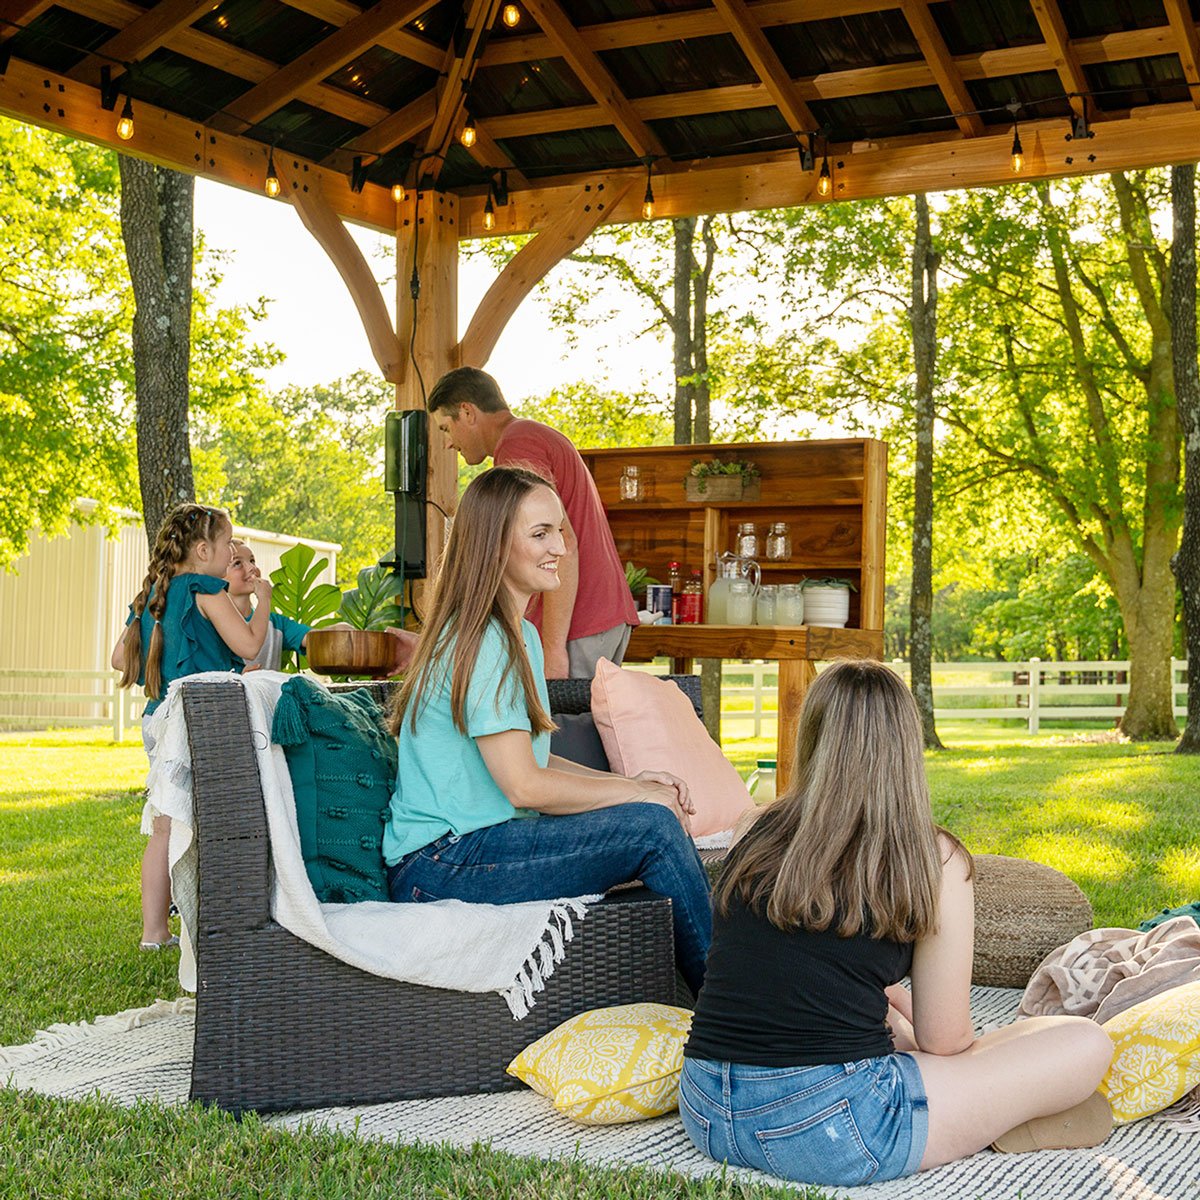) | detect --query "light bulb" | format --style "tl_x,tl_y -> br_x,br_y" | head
642,161 -> 655,220
392,182 -> 406,203
460,114 -> 476,149
642,197 -> 654,220
483,191 -> 495,231
1011,128 -> 1024,173
116,96 -> 135,141
817,157 -> 831,197
502,3 -> 519,26
265,151 -> 281,198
